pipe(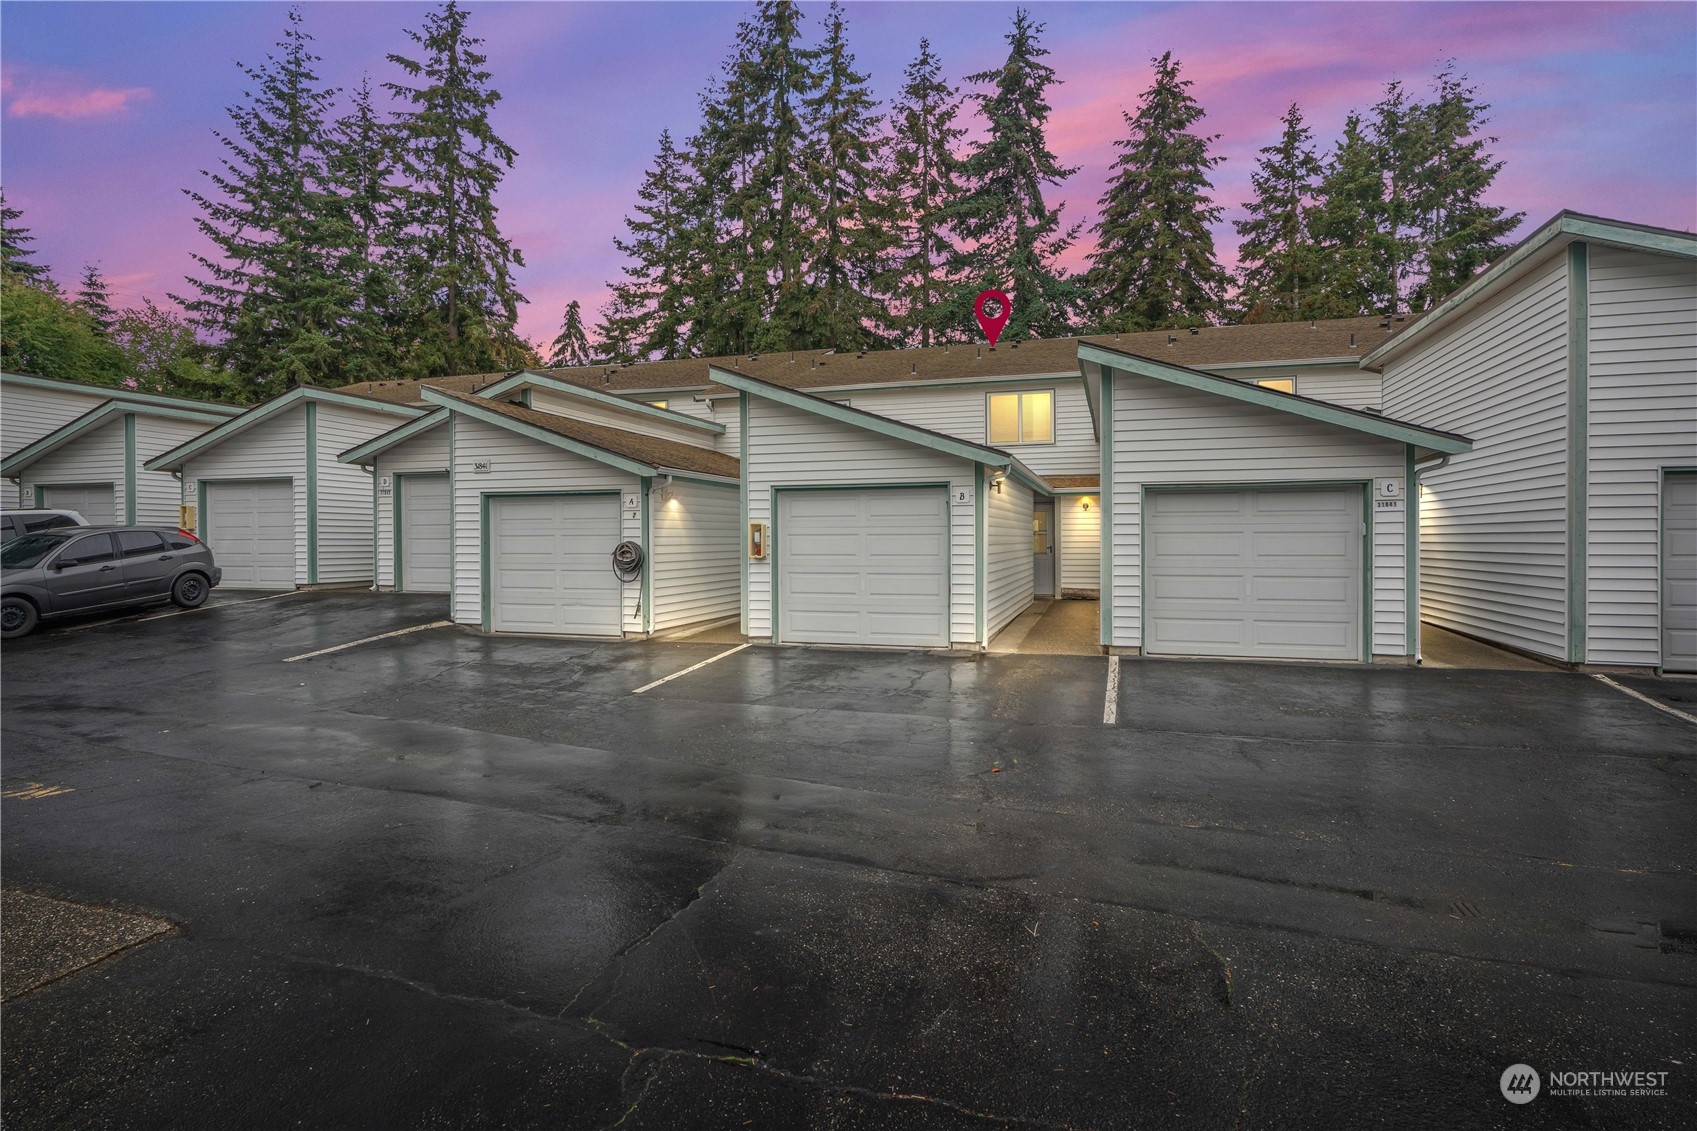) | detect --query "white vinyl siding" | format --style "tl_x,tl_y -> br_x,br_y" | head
1,383 -> 107,460
372,423 -> 450,590
649,479 -> 740,632
131,416 -> 216,526
449,415 -> 640,631
527,388 -> 717,449
985,475 -> 1034,639
183,408 -> 309,586
1109,373 -> 1407,657
1220,364 -> 1384,411
1584,246 -> 1697,666
21,421 -> 122,520
17,413 -> 215,526
1382,251 -> 1571,661
744,396 -> 976,645
1058,494 -> 1101,594
836,378 -> 1096,478
314,405 -> 405,584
